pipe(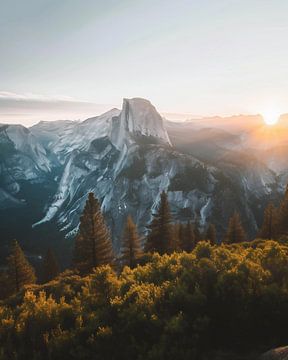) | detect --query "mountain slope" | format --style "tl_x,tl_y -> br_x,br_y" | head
0,124 -> 54,203
31,99 -> 279,251
0,124 -> 58,259
33,99 -> 207,247
0,98 -> 287,260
